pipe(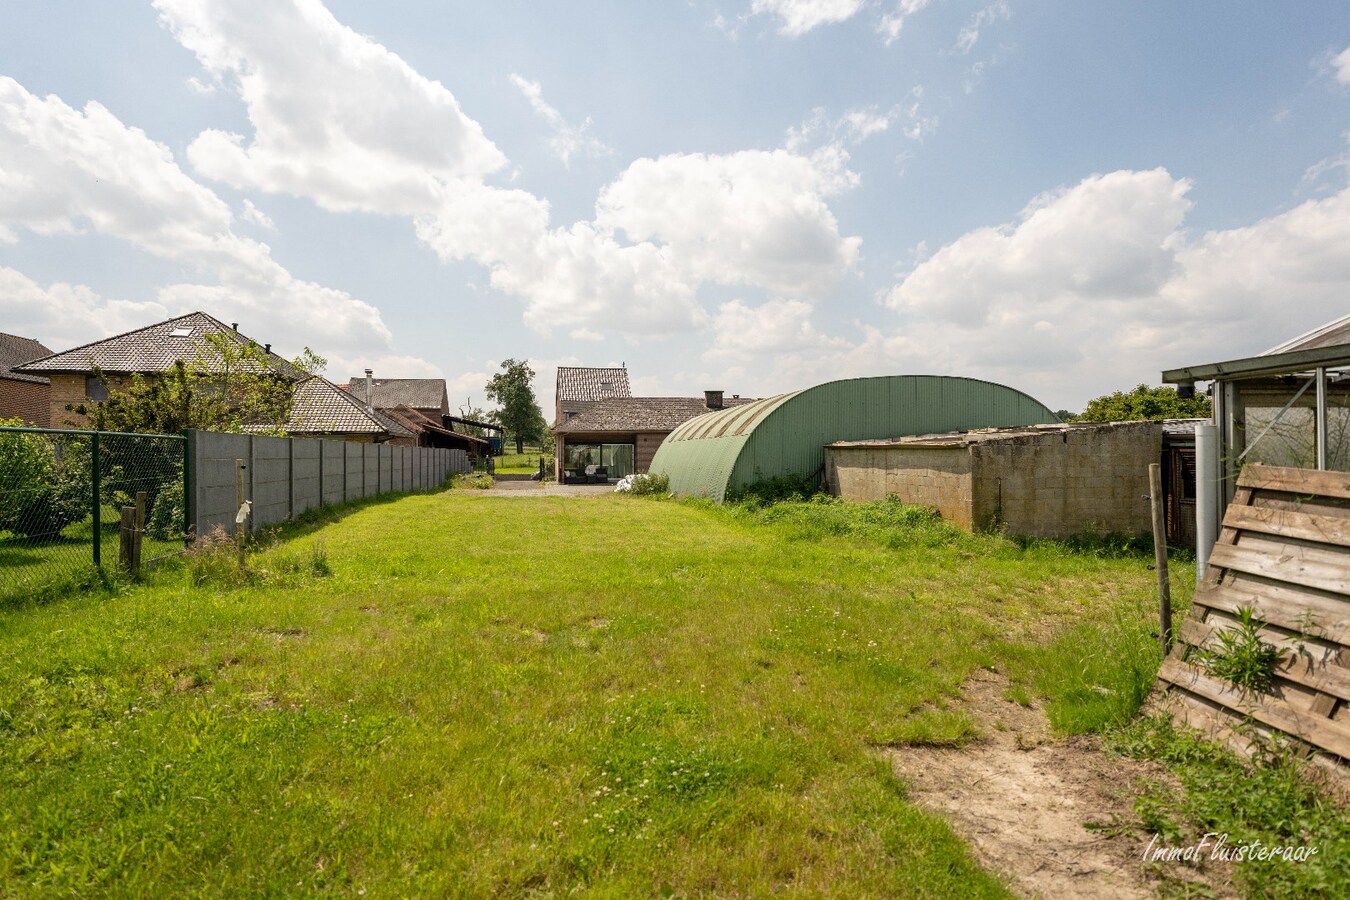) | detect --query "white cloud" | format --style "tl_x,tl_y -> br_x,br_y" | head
0,267 -> 169,352
0,75 -> 411,365
787,105 -> 896,152
955,1 -> 1010,55
870,168 -> 1350,408
239,198 -> 274,229
155,0 -> 506,216
1333,46 -> 1350,85
595,149 -> 861,297
705,298 -> 849,360
752,0 -> 864,37
158,1 -> 864,338
878,0 -> 931,46
509,74 -> 611,166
